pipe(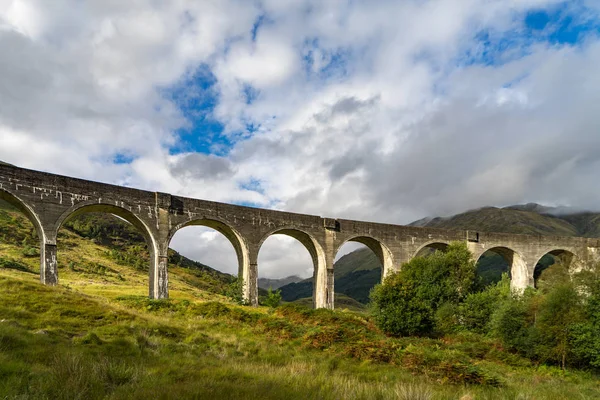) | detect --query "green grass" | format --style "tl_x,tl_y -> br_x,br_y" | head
291,293 -> 368,312
1,203 -> 599,398
1,272 -> 599,399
